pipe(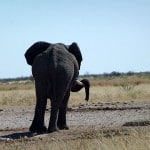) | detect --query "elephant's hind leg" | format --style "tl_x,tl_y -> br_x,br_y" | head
48,80 -> 71,133
48,102 -> 59,133
29,82 -> 47,134
57,91 -> 70,130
